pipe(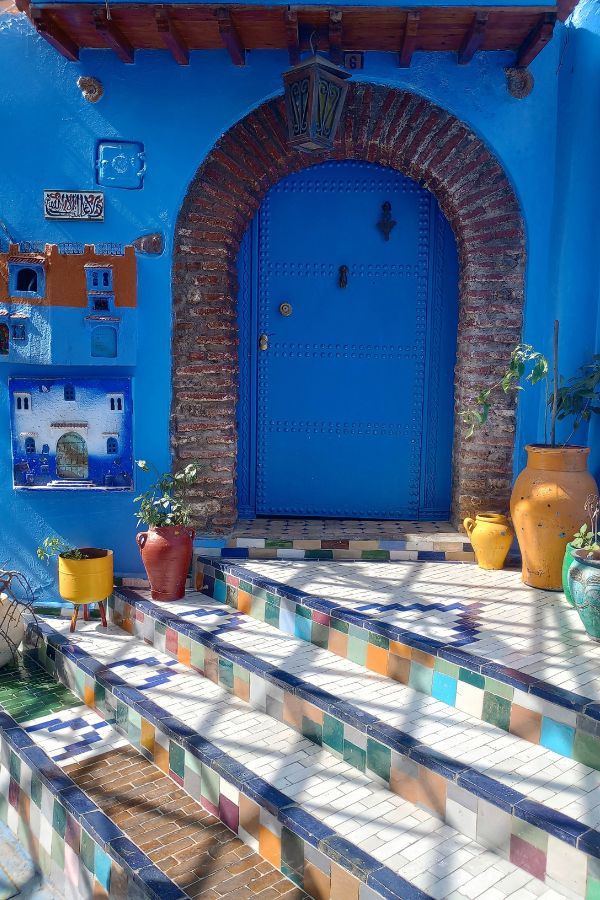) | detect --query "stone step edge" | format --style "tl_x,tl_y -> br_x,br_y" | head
193,540 -> 476,564
0,701 -> 185,900
25,618 -> 432,900
194,557 -> 600,771
109,587 -> 600,894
